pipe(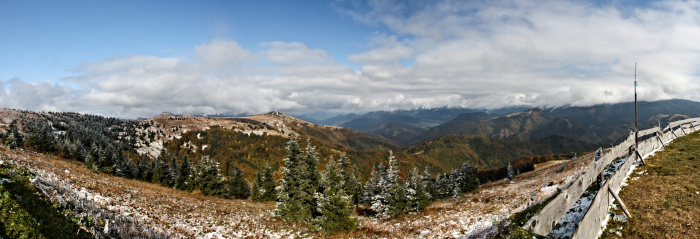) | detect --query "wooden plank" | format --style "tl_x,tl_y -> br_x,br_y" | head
609,188 -> 631,218
572,148 -> 638,239
572,183 -> 609,239
638,126 -> 660,138
524,118 -> 700,237
523,145 -> 629,235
